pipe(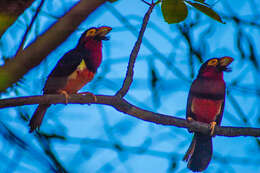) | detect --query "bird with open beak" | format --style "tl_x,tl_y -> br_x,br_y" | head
29,26 -> 112,132
183,56 -> 233,172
